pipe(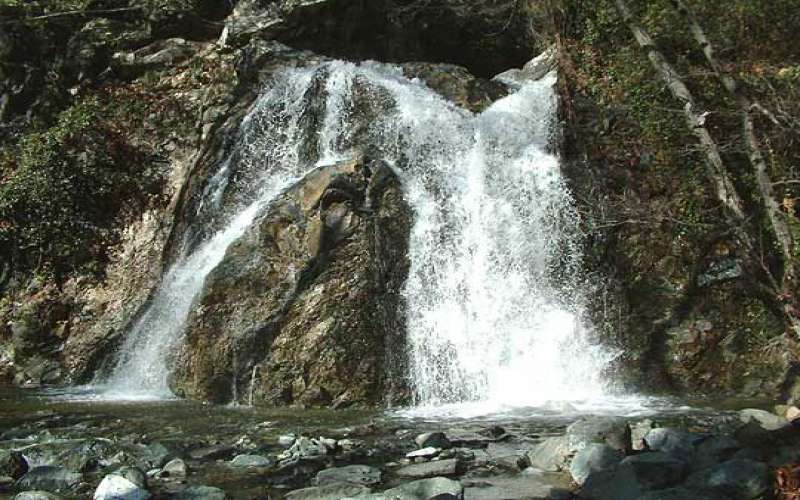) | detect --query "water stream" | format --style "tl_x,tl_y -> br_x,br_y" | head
99,60 -> 618,412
